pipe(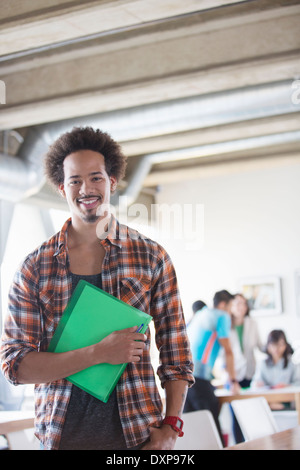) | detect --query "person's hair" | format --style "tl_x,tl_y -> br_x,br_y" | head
44,126 -> 127,188
265,329 -> 293,369
192,300 -> 207,314
213,290 -> 234,308
233,293 -> 250,316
